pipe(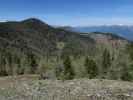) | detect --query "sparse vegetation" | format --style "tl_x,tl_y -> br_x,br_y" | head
0,77 -> 133,100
